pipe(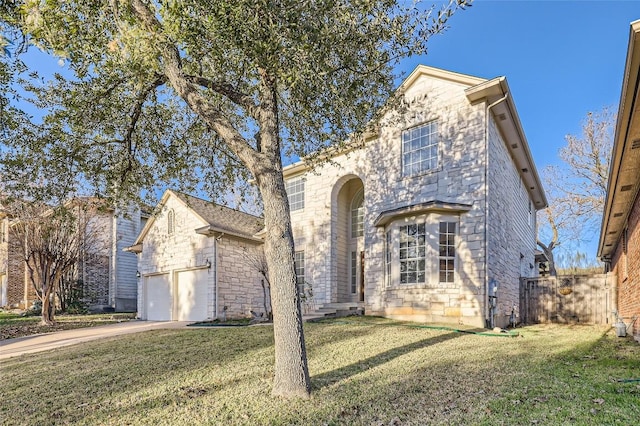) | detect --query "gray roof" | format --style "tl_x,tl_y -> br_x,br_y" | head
172,191 -> 264,240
